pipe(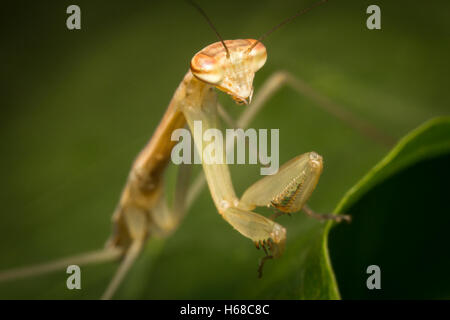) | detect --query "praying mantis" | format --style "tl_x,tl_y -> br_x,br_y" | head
0,0 -> 401,300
